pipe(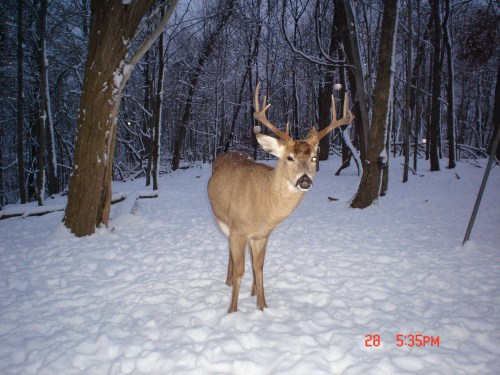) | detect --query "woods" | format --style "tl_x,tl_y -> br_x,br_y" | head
0,0 -> 498,235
